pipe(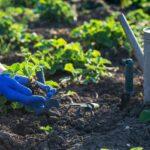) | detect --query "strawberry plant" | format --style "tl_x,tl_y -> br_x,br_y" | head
0,6 -> 41,54
36,0 -> 76,24
34,39 -> 86,74
27,38 -> 111,84
0,12 -> 42,54
71,17 -> 130,56
6,49 -> 50,78
127,9 -> 150,24
0,11 -> 14,35
5,37 -> 110,84
5,7 -> 39,24
64,50 -> 111,84
0,22 -> 26,53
